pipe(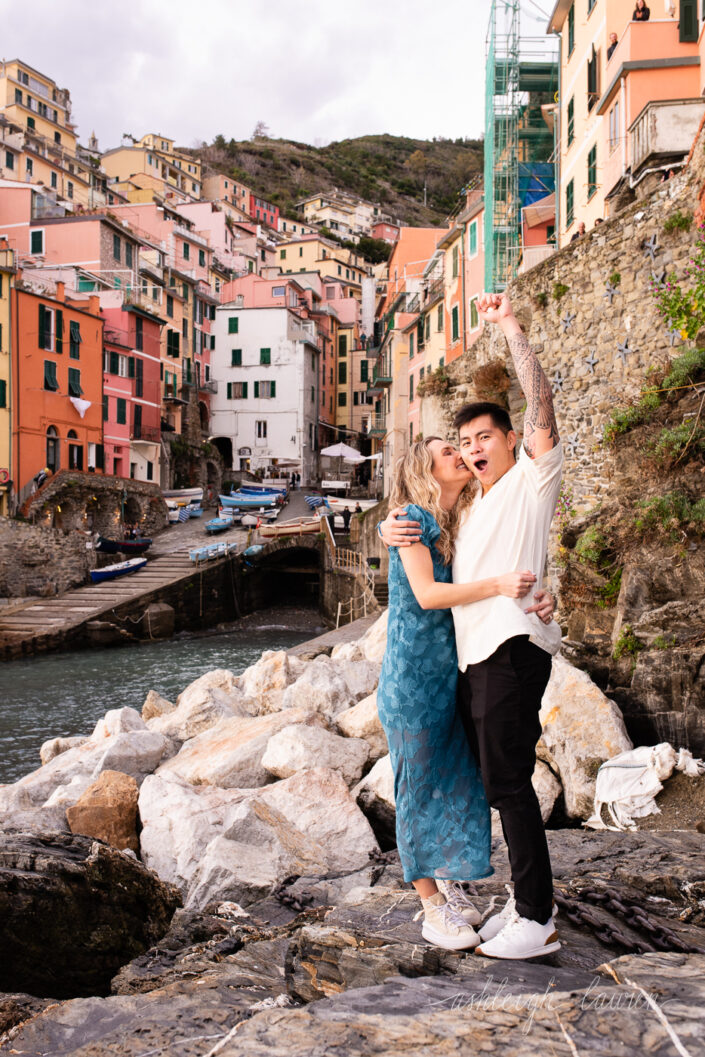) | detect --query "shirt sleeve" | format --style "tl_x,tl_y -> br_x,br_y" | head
517,441 -> 564,499
405,504 -> 440,550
